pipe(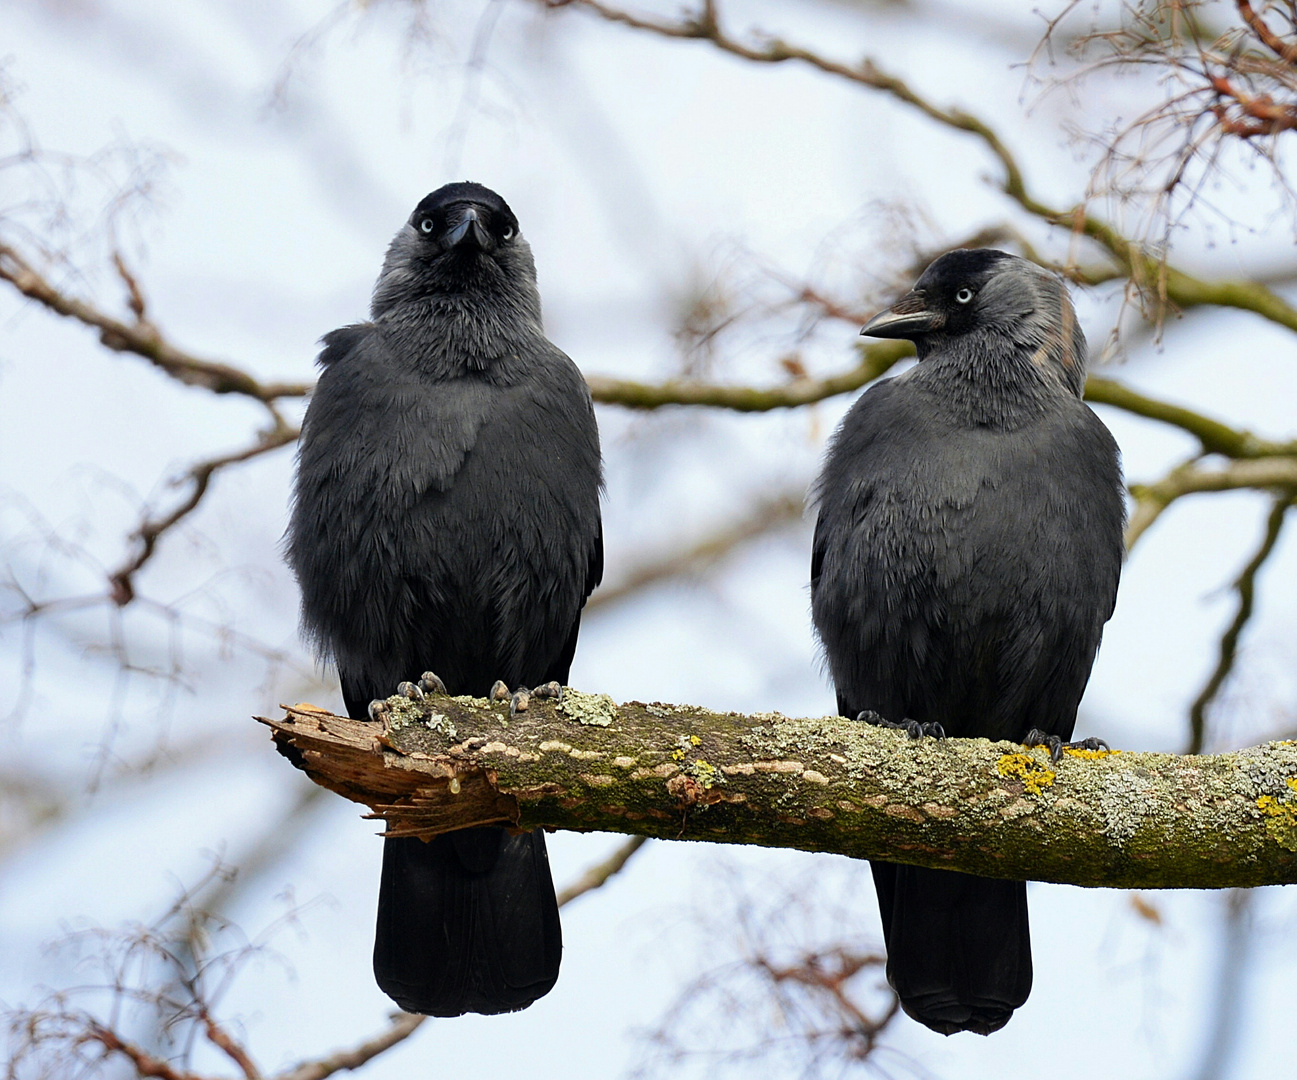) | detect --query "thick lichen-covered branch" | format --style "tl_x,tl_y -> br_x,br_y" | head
261,691 -> 1297,890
